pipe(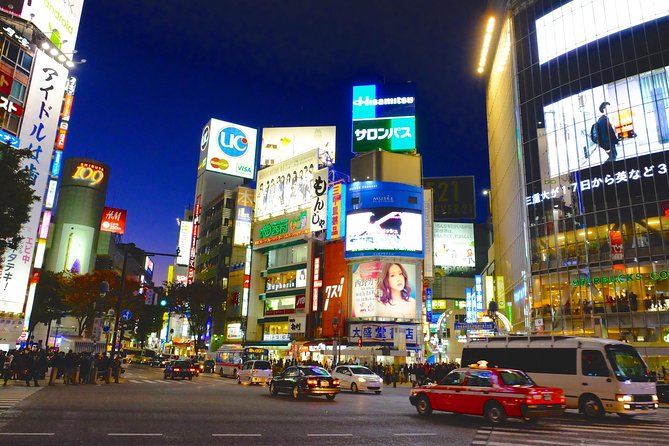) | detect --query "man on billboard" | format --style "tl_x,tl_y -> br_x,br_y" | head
595,101 -> 620,162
